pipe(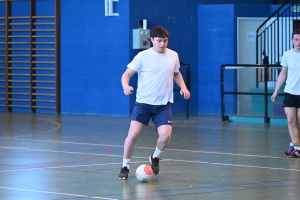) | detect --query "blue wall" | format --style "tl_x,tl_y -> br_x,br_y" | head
0,0 -> 282,116
198,4 -> 273,114
60,0 -> 130,115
